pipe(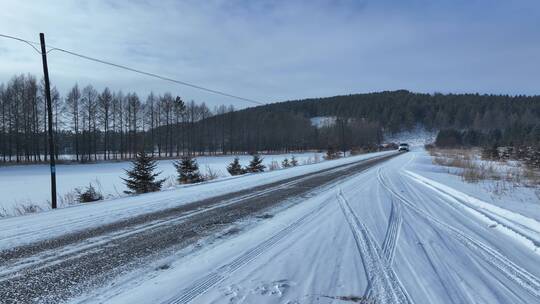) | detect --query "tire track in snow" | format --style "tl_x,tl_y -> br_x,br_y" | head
404,170 -> 540,250
379,174 -> 403,264
337,191 -> 411,304
378,170 -> 540,299
160,155 -> 399,304
0,177 -> 311,282
0,160 -> 375,282
364,169 -> 405,301
162,197 -> 332,304
1,155 -> 393,249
